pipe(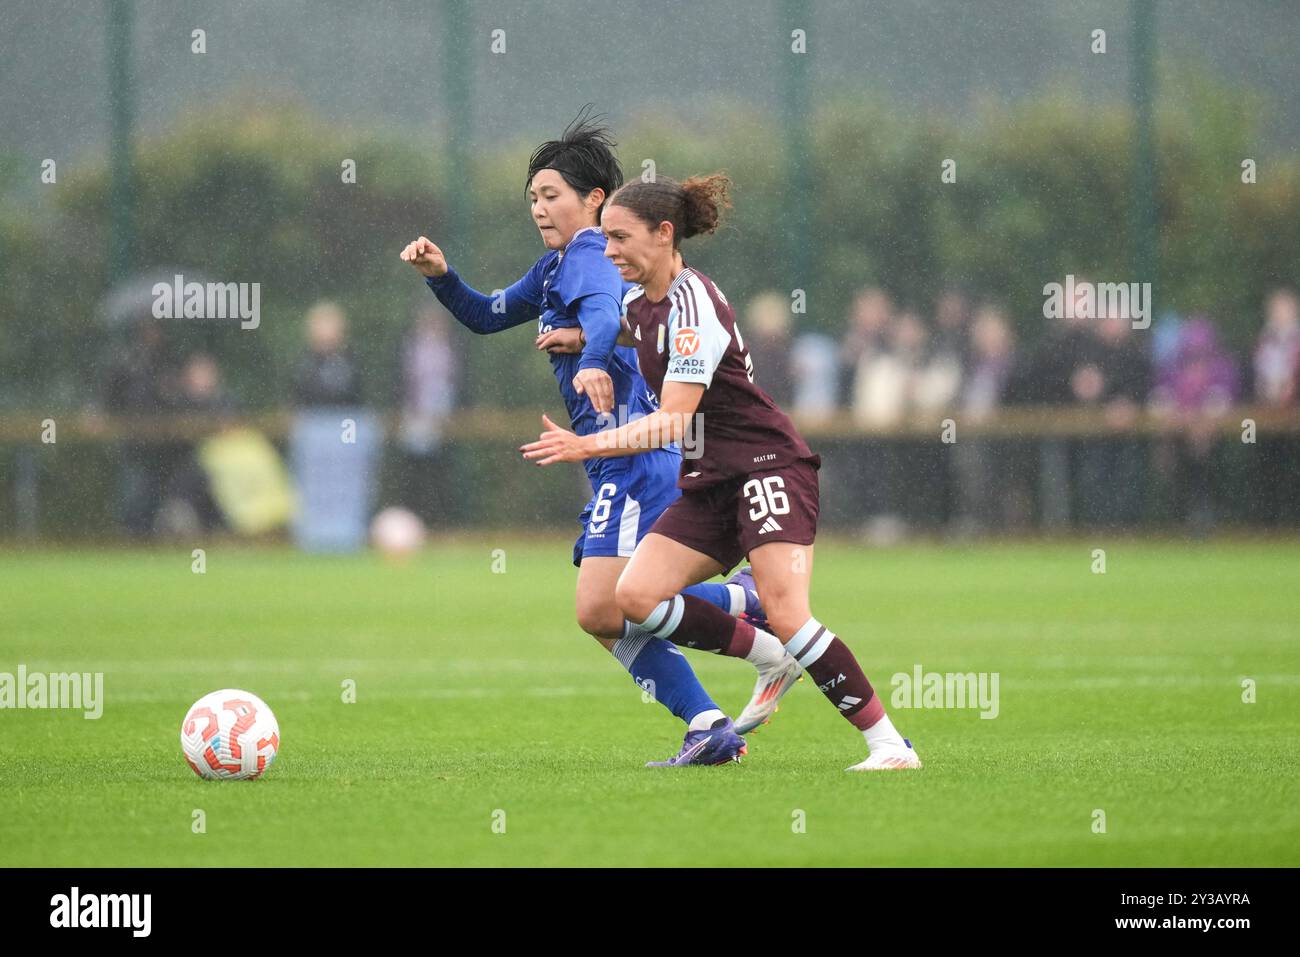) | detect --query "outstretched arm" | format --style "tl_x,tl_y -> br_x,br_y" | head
400,235 -> 540,334
520,380 -> 705,465
427,268 -> 541,335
